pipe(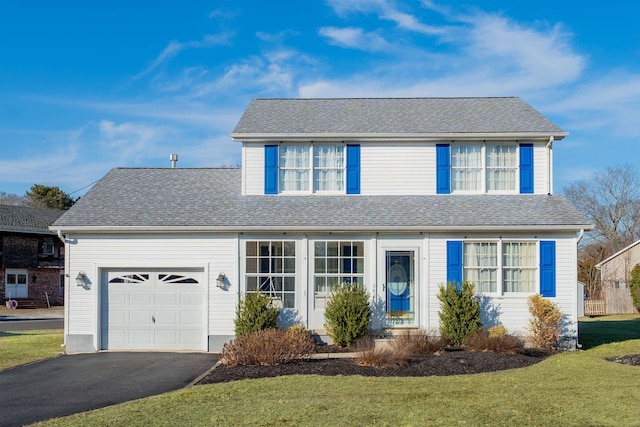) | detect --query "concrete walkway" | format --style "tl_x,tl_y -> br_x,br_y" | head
0,352 -> 218,427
